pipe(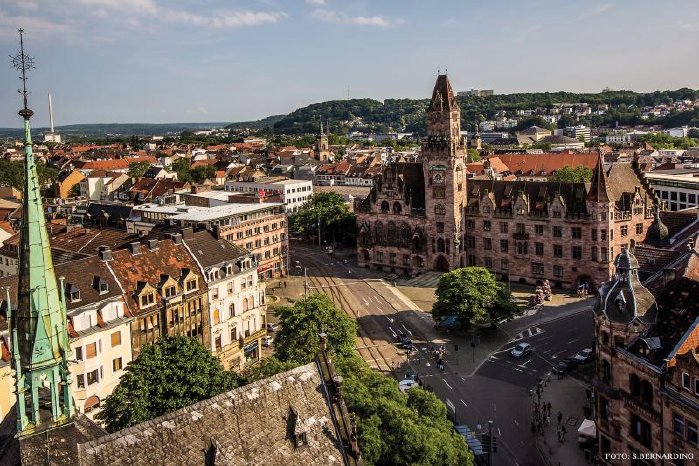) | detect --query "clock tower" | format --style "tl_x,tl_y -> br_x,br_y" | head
422,73 -> 467,271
